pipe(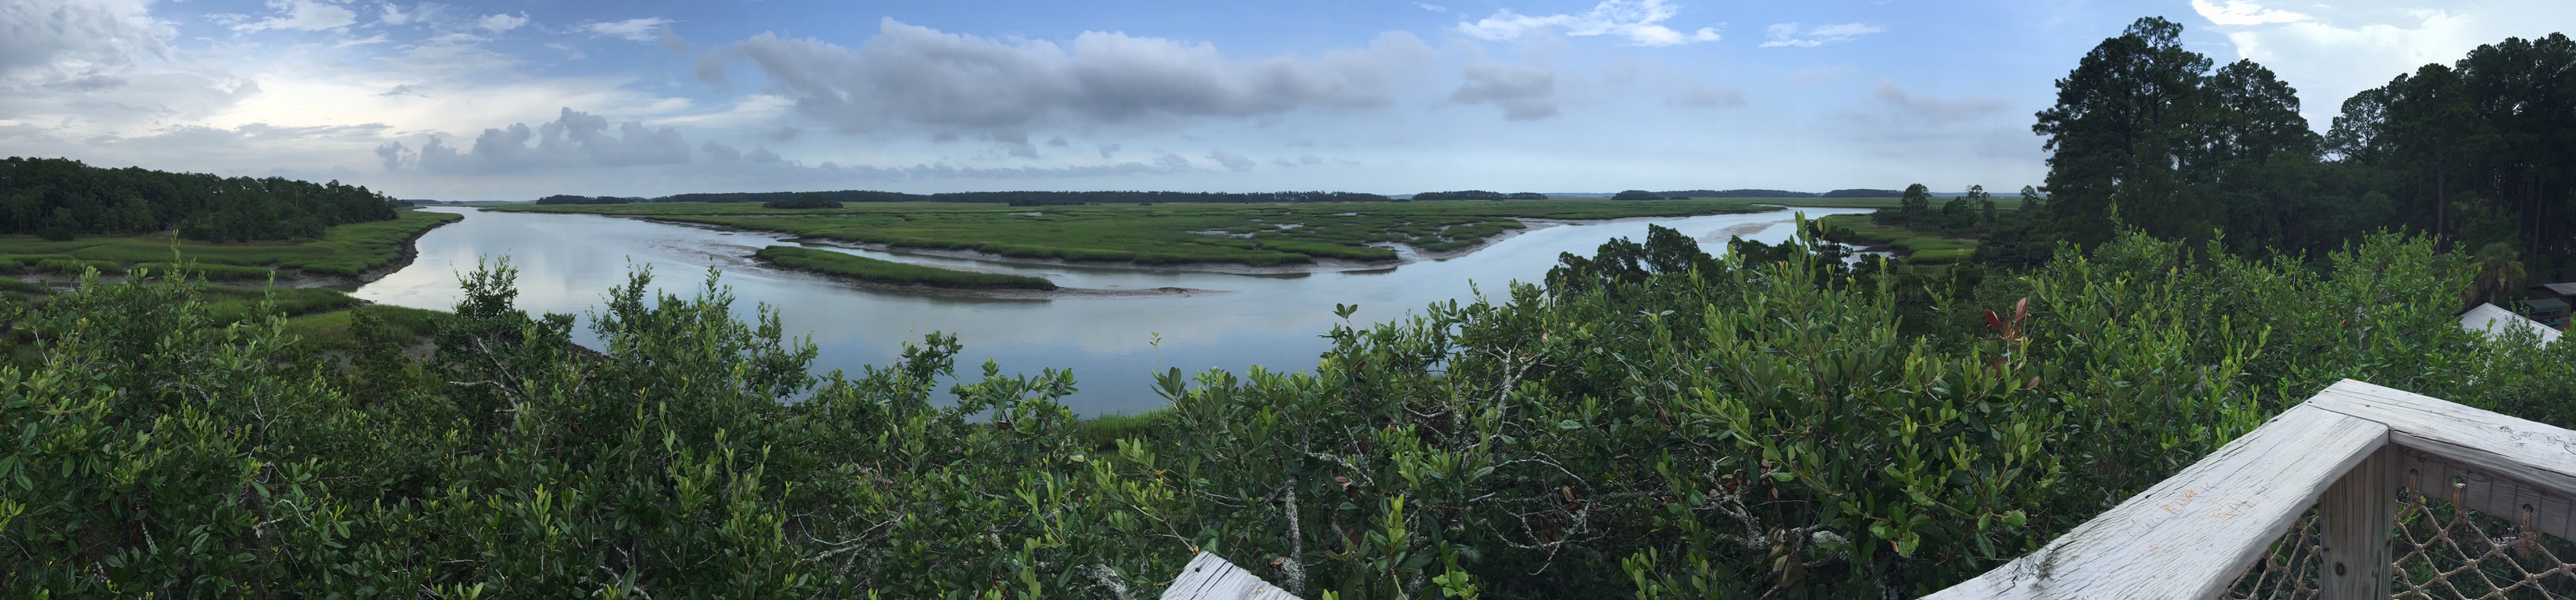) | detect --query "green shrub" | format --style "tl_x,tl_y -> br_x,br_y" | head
2,231 -> 2547,598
